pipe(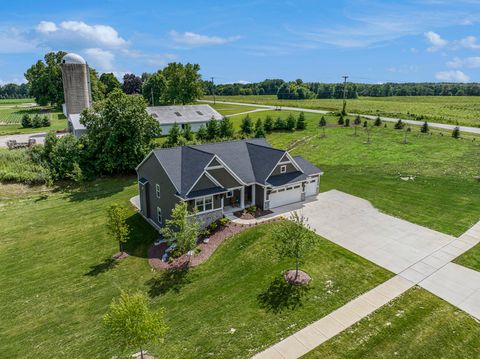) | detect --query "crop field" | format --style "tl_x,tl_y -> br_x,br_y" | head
0,106 -> 66,135
0,98 -> 35,105
203,95 -> 480,128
